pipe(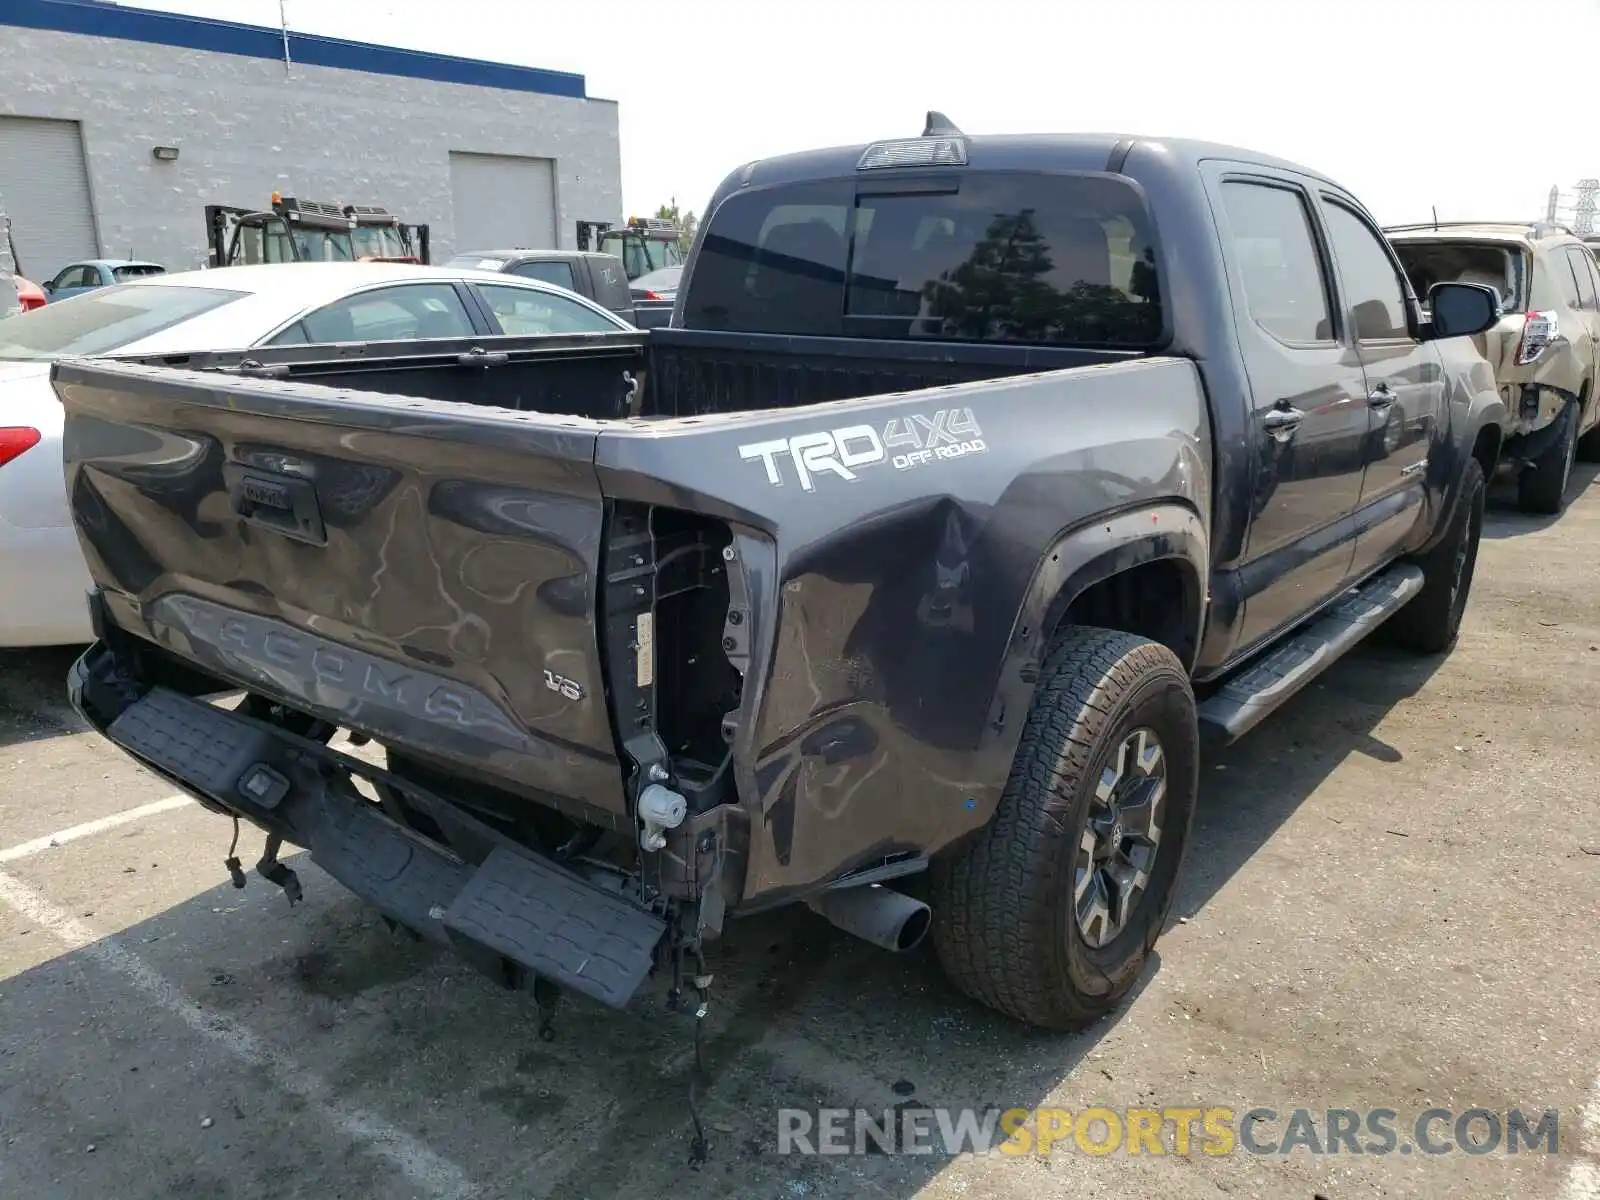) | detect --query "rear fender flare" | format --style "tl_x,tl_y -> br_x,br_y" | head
975,503 -> 1207,777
